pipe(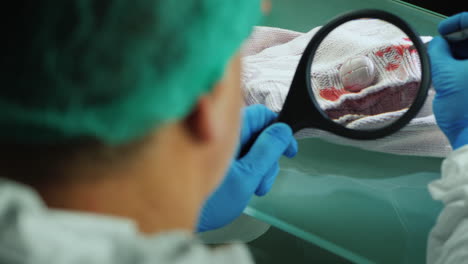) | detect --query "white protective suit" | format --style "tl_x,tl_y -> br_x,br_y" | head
427,145 -> 468,264
0,179 -> 254,264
